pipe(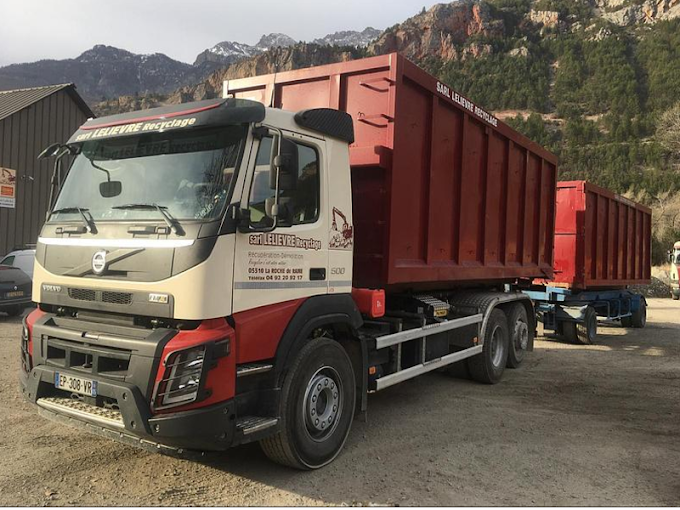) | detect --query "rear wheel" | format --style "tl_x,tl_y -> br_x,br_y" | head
506,303 -> 532,369
467,309 -> 509,384
563,306 -> 597,345
260,337 -> 355,470
622,300 -> 647,328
